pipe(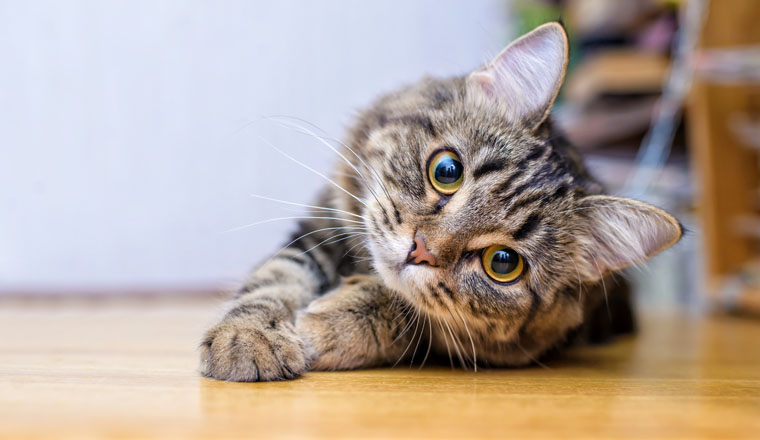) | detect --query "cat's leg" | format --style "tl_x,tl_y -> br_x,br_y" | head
200,220 -> 345,382
296,274 -> 418,370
